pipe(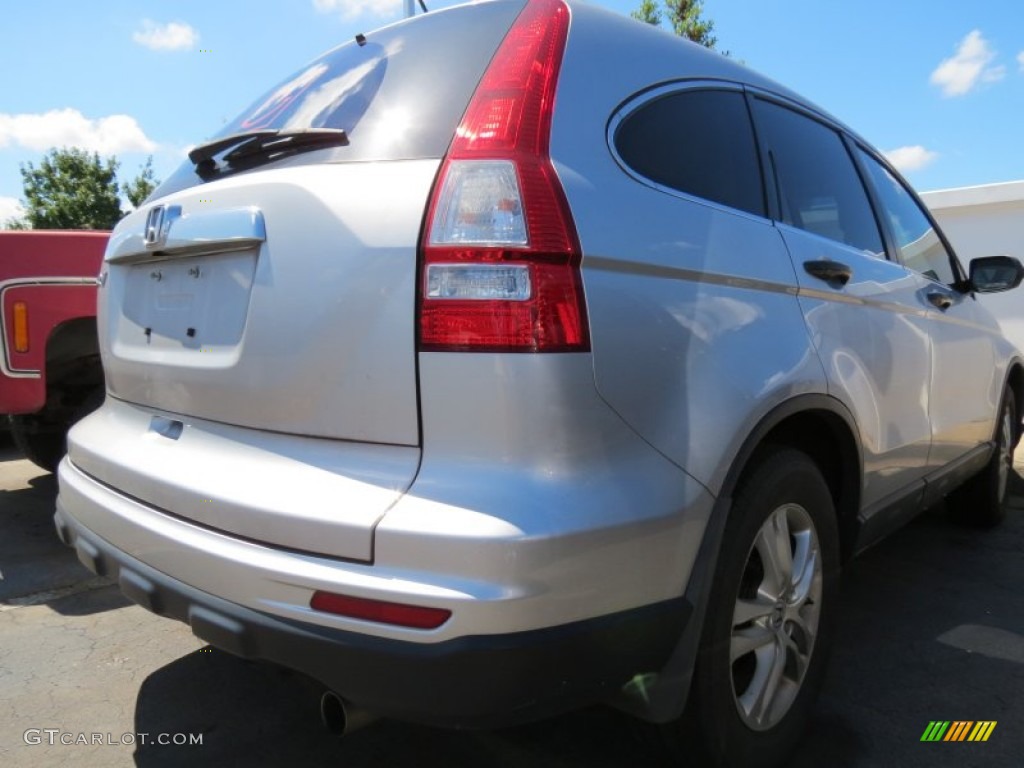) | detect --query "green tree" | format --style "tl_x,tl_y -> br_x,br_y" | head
633,0 -> 719,51
122,156 -> 159,209
631,0 -> 662,26
16,147 -> 123,230
3,217 -> 29,230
